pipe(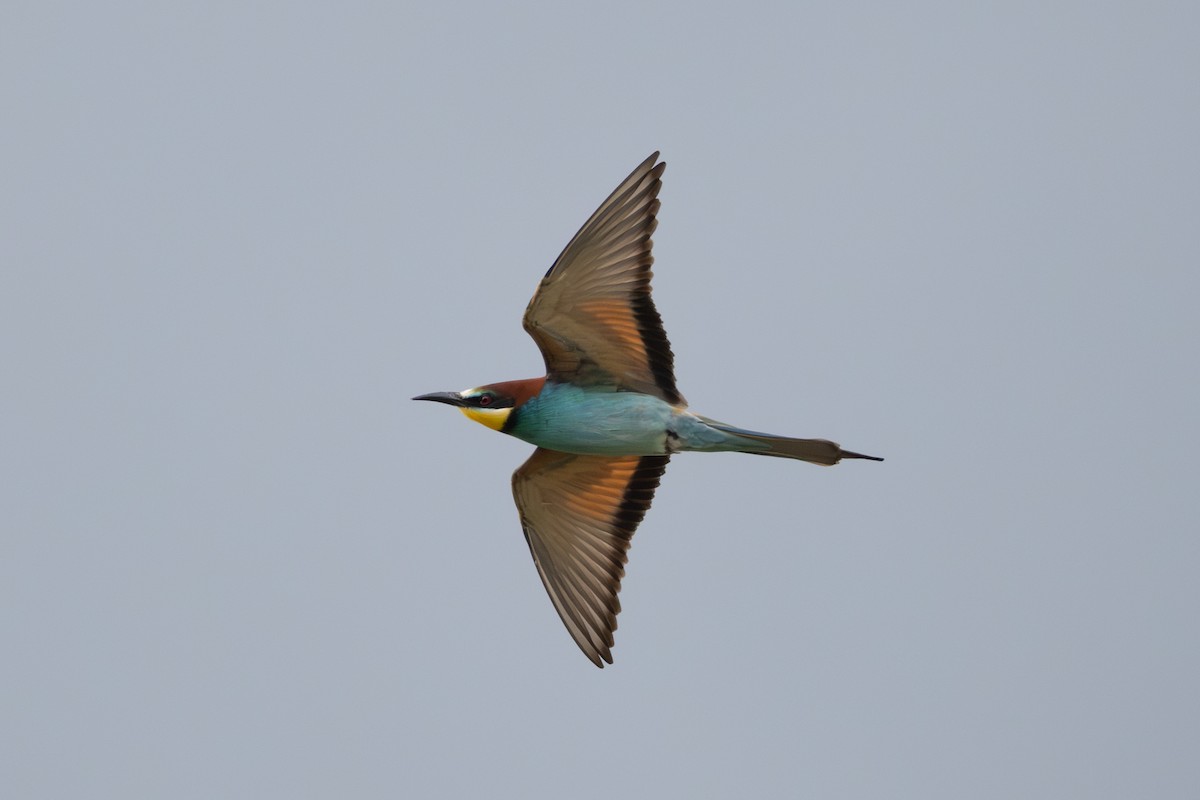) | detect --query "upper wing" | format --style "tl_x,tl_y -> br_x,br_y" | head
522,152 -> 685,406
511,447 -> 670,667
